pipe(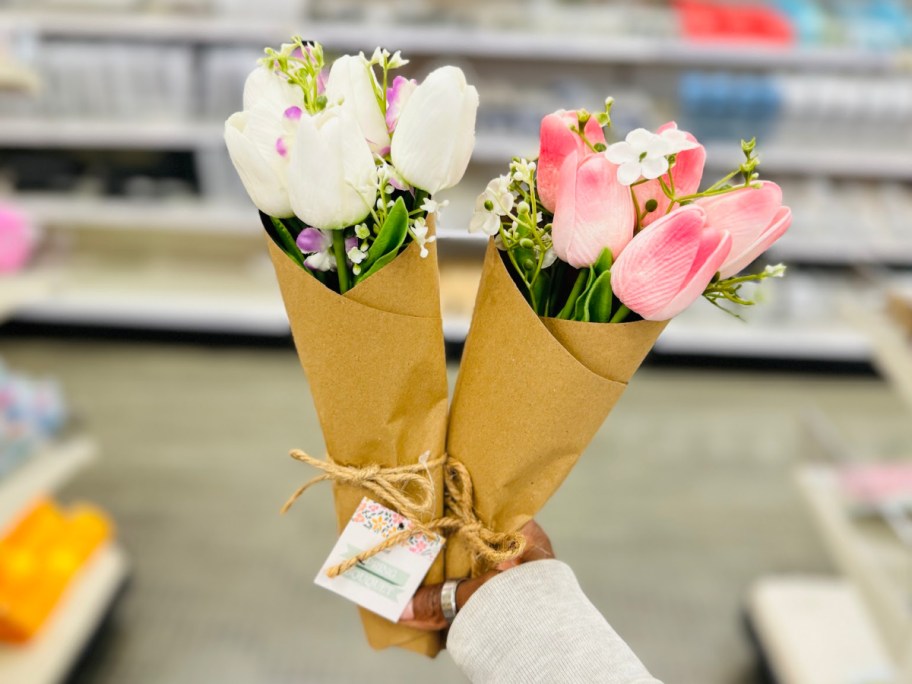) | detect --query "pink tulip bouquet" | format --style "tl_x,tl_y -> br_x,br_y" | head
226,39 -> 478,657
468,100 -> 791,323
444,100 -> 791,579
